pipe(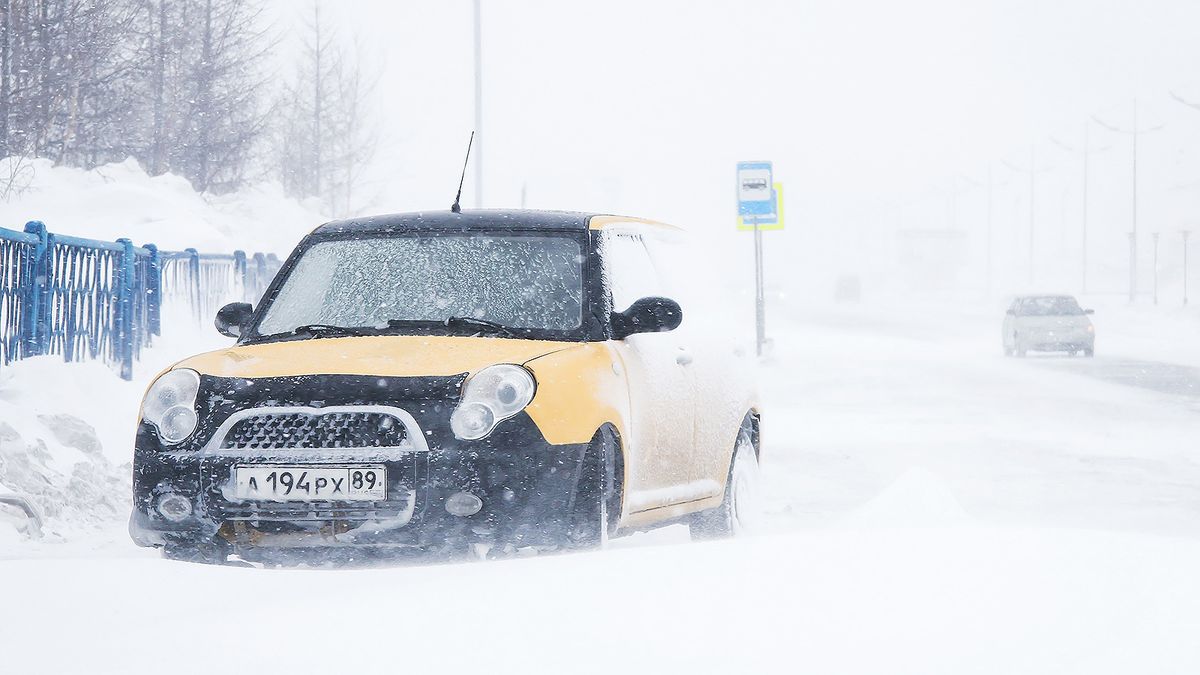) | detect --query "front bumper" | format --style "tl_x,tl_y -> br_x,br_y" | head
1025,336 -> 1094,352
130,374 -> 589,555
